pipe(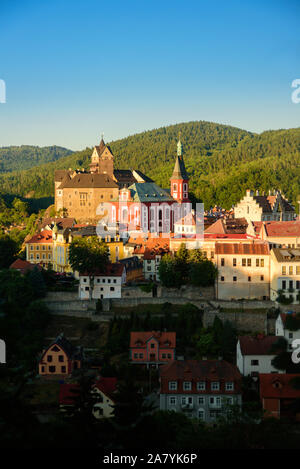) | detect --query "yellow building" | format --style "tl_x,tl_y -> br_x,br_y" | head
26,230 -> 53,268
52,224 -> 73,273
